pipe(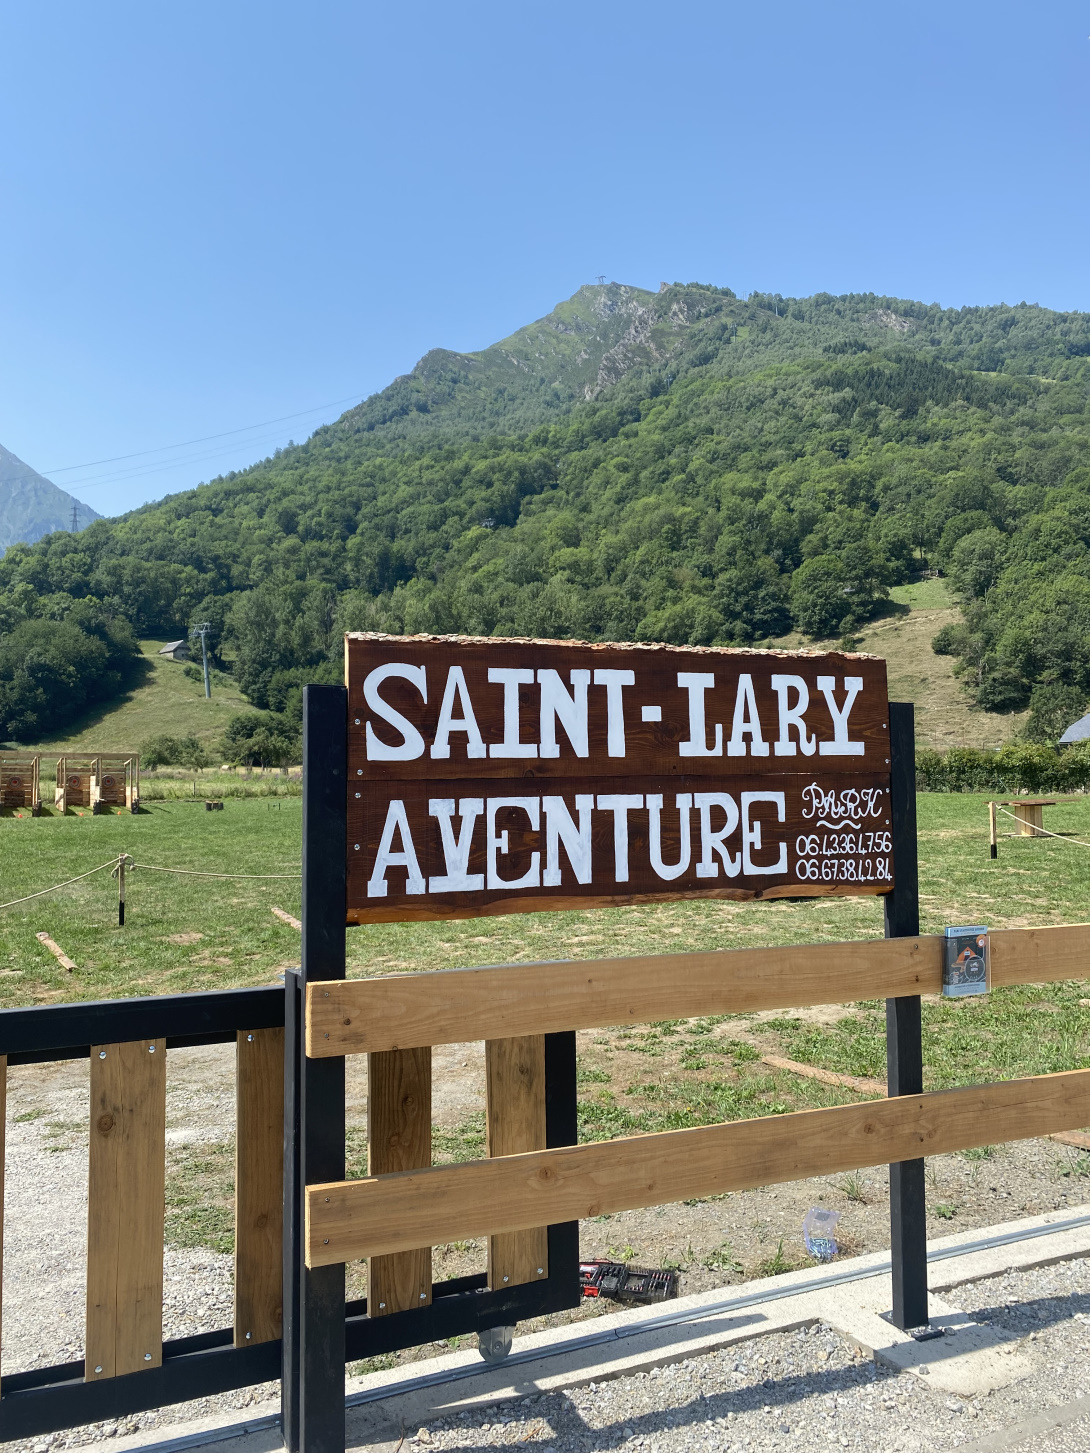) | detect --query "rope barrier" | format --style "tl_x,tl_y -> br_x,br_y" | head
131,862 -> 301,880
0,857 -> 301,911
994,804 -> 1090,850
0,860 -> 120,911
